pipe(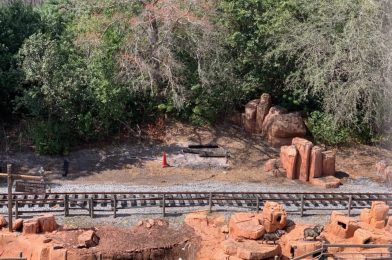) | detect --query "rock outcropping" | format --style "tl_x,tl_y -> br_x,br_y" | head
242,93 -> 307,147
265,137 -> 340,188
